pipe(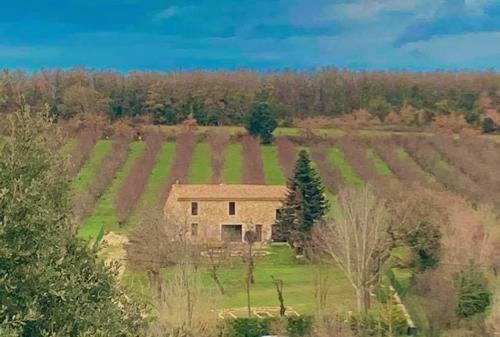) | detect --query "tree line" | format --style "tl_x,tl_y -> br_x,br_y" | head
1,68 -> 499,128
